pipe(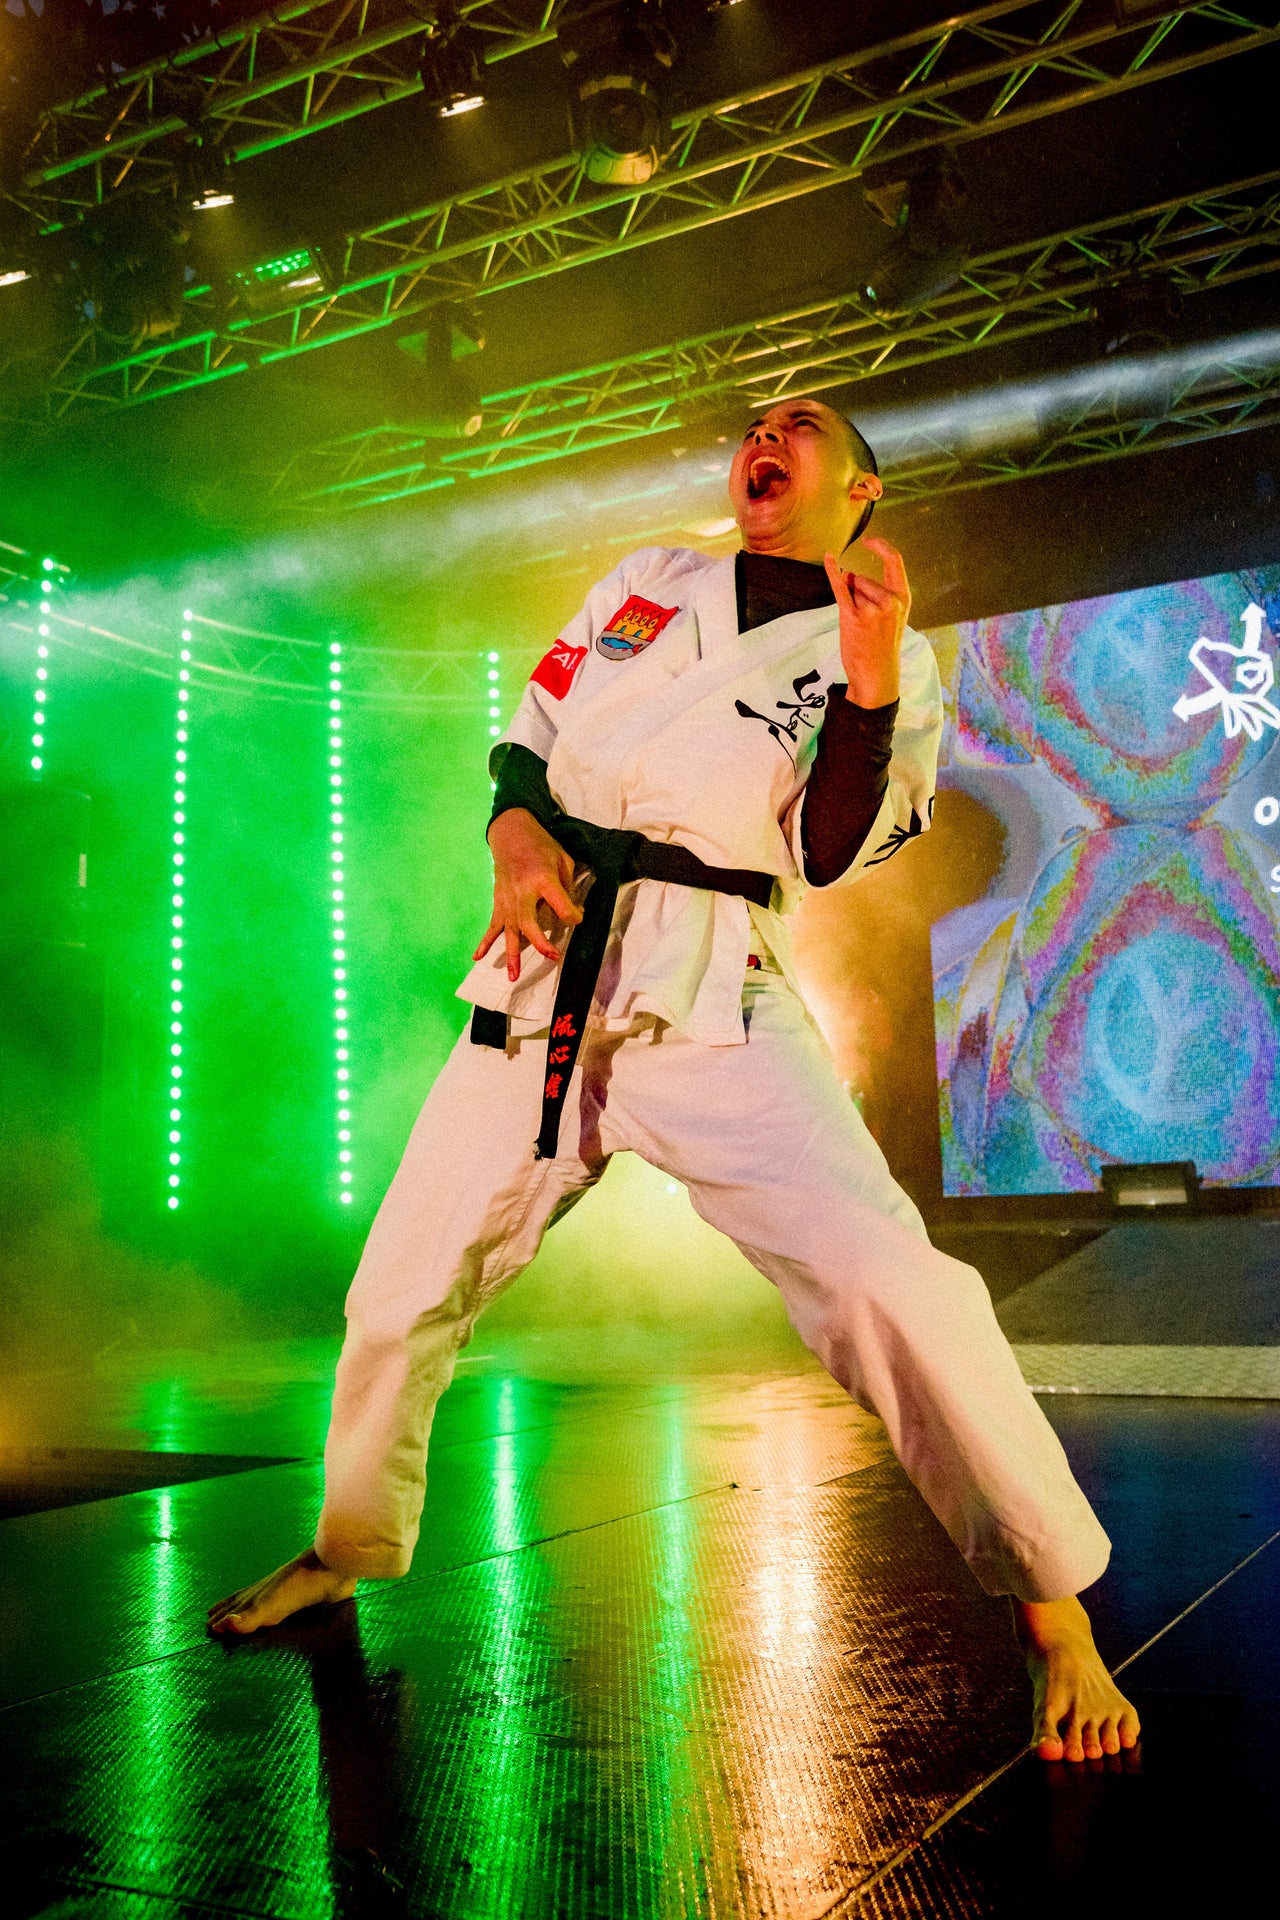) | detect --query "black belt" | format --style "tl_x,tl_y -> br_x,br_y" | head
470,816 -> 774,1159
